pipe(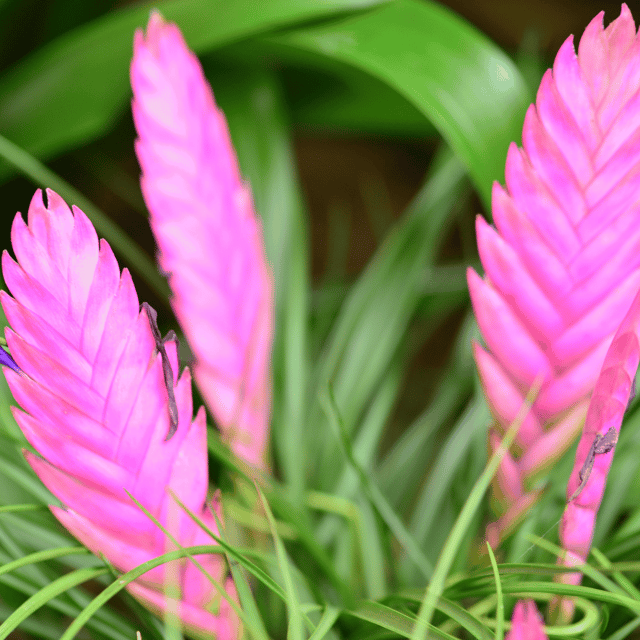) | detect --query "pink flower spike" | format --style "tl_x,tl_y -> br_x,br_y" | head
505,600 -> 548,640
470,4 -> 640,545
131,12 -> 274,469
1,189 -> 239,638
552,286 -> 640,619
